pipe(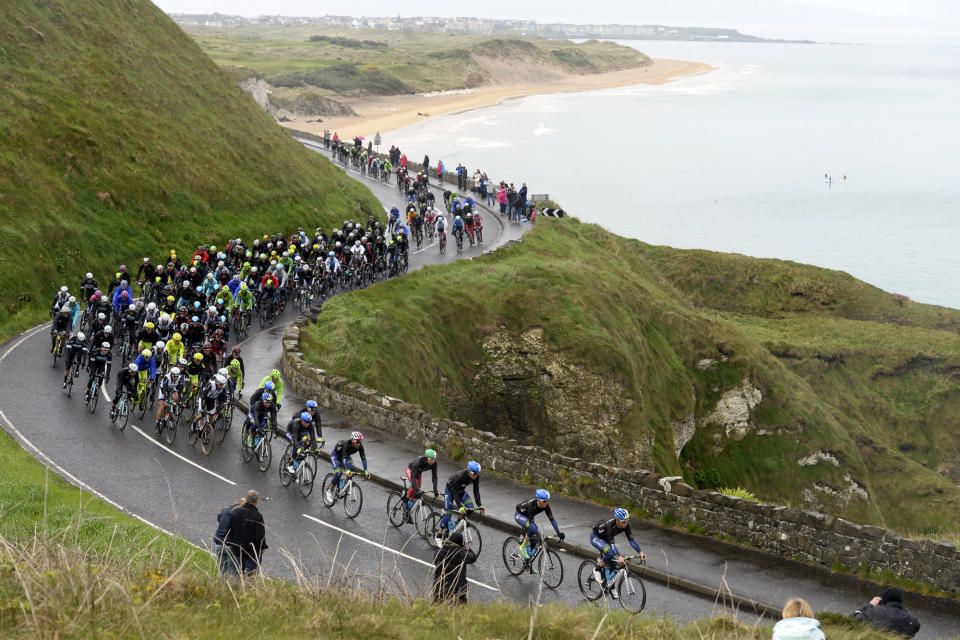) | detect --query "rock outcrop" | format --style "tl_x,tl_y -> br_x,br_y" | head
240,77 -> 356,120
